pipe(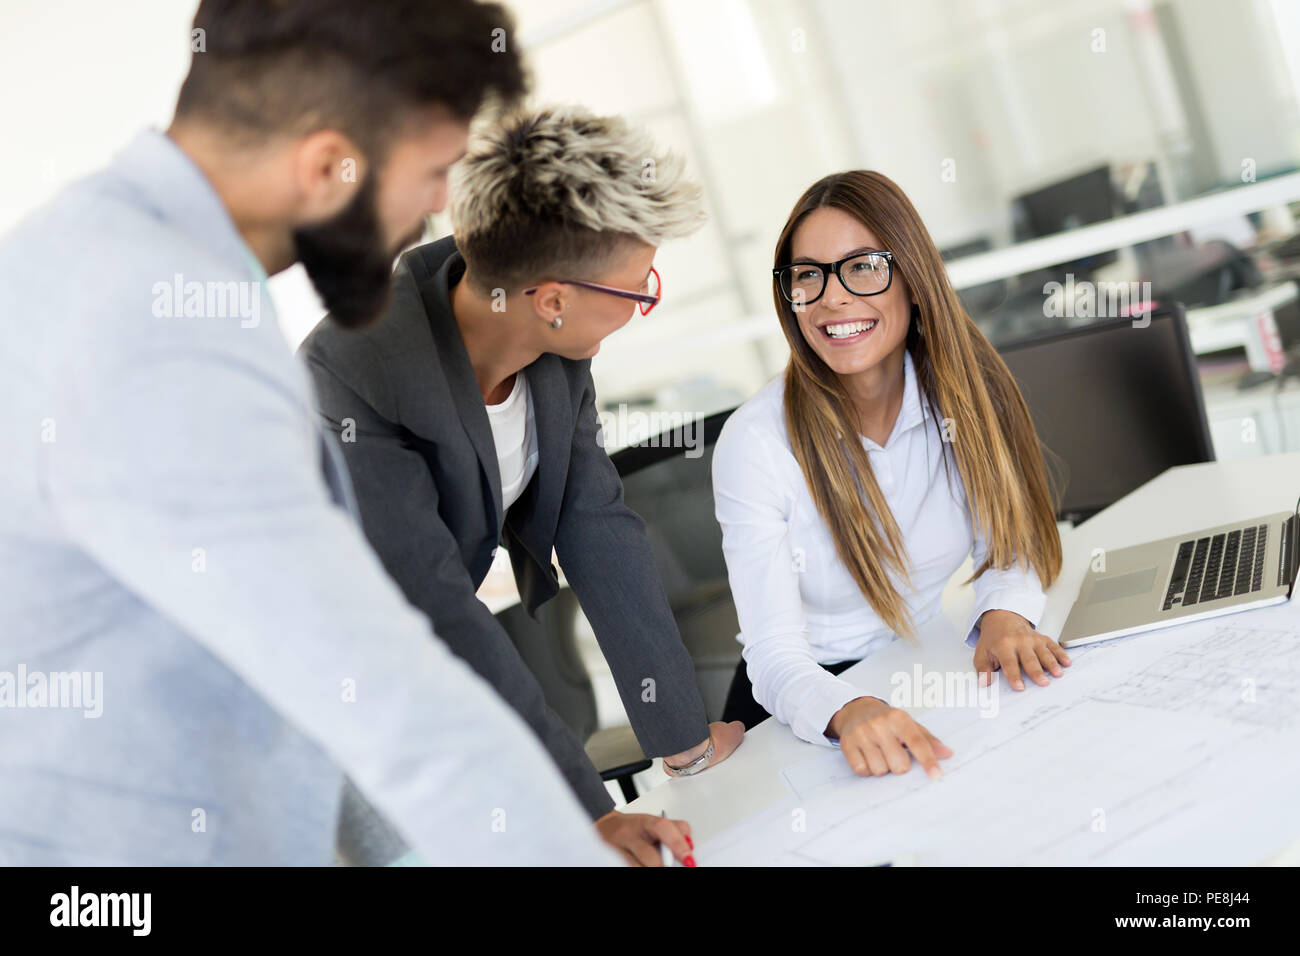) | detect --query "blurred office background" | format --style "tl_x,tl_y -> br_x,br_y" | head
5,0 -> 1300,452
5,0 -> 1300,801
